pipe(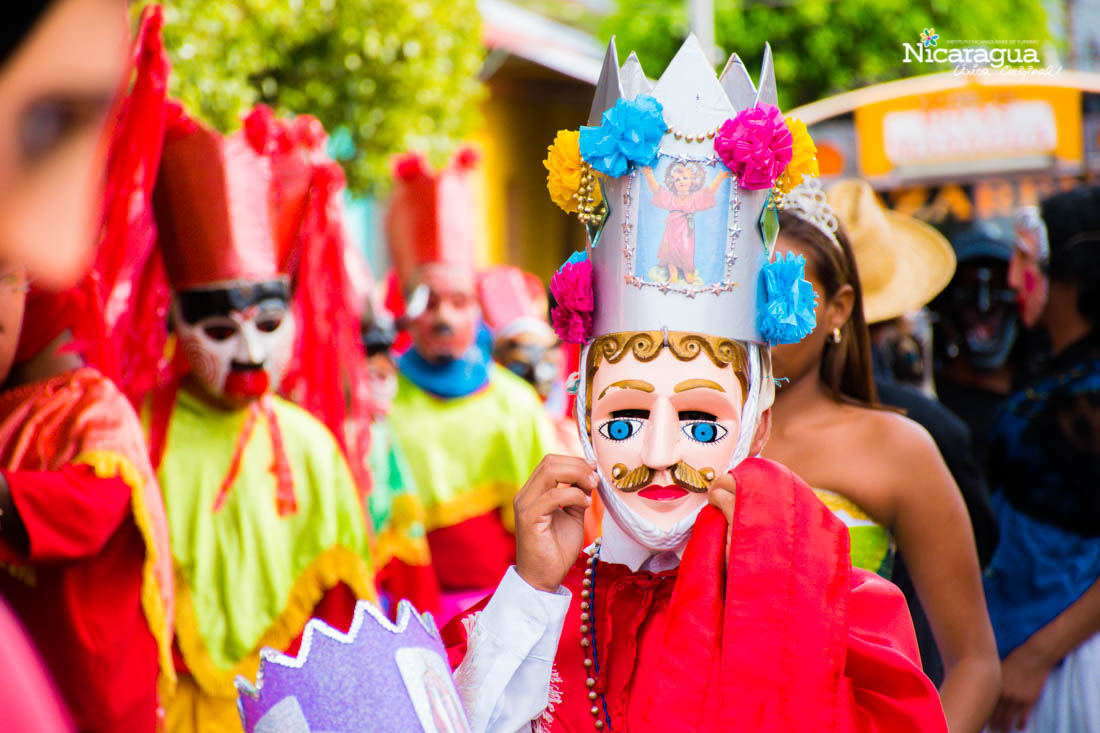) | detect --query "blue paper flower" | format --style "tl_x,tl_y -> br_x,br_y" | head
757,252 -> 818,346
579,95 -> 668,177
